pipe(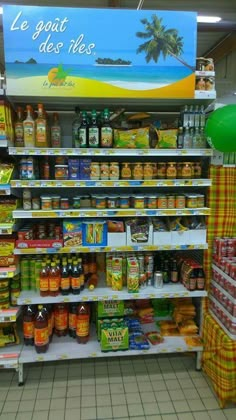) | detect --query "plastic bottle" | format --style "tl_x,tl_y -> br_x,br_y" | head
87,273 -> 99,291
34,305 -> 49,353
72,106 -> 81,147
51,112 -> 62,147
42,157 -> 50,179
71,260 -> 80,295
76,303 -> 90,344
44,304 -> 53,342
61,260 -> 70,295
69,303 -> 77,338
39,262 -> 49,297
23,105 -> 35,147
49,262 -> 60,297
23,305 -> 35,346
14,106 -> 24,147
78,258 -> 85,291
54,303 -> 68,337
